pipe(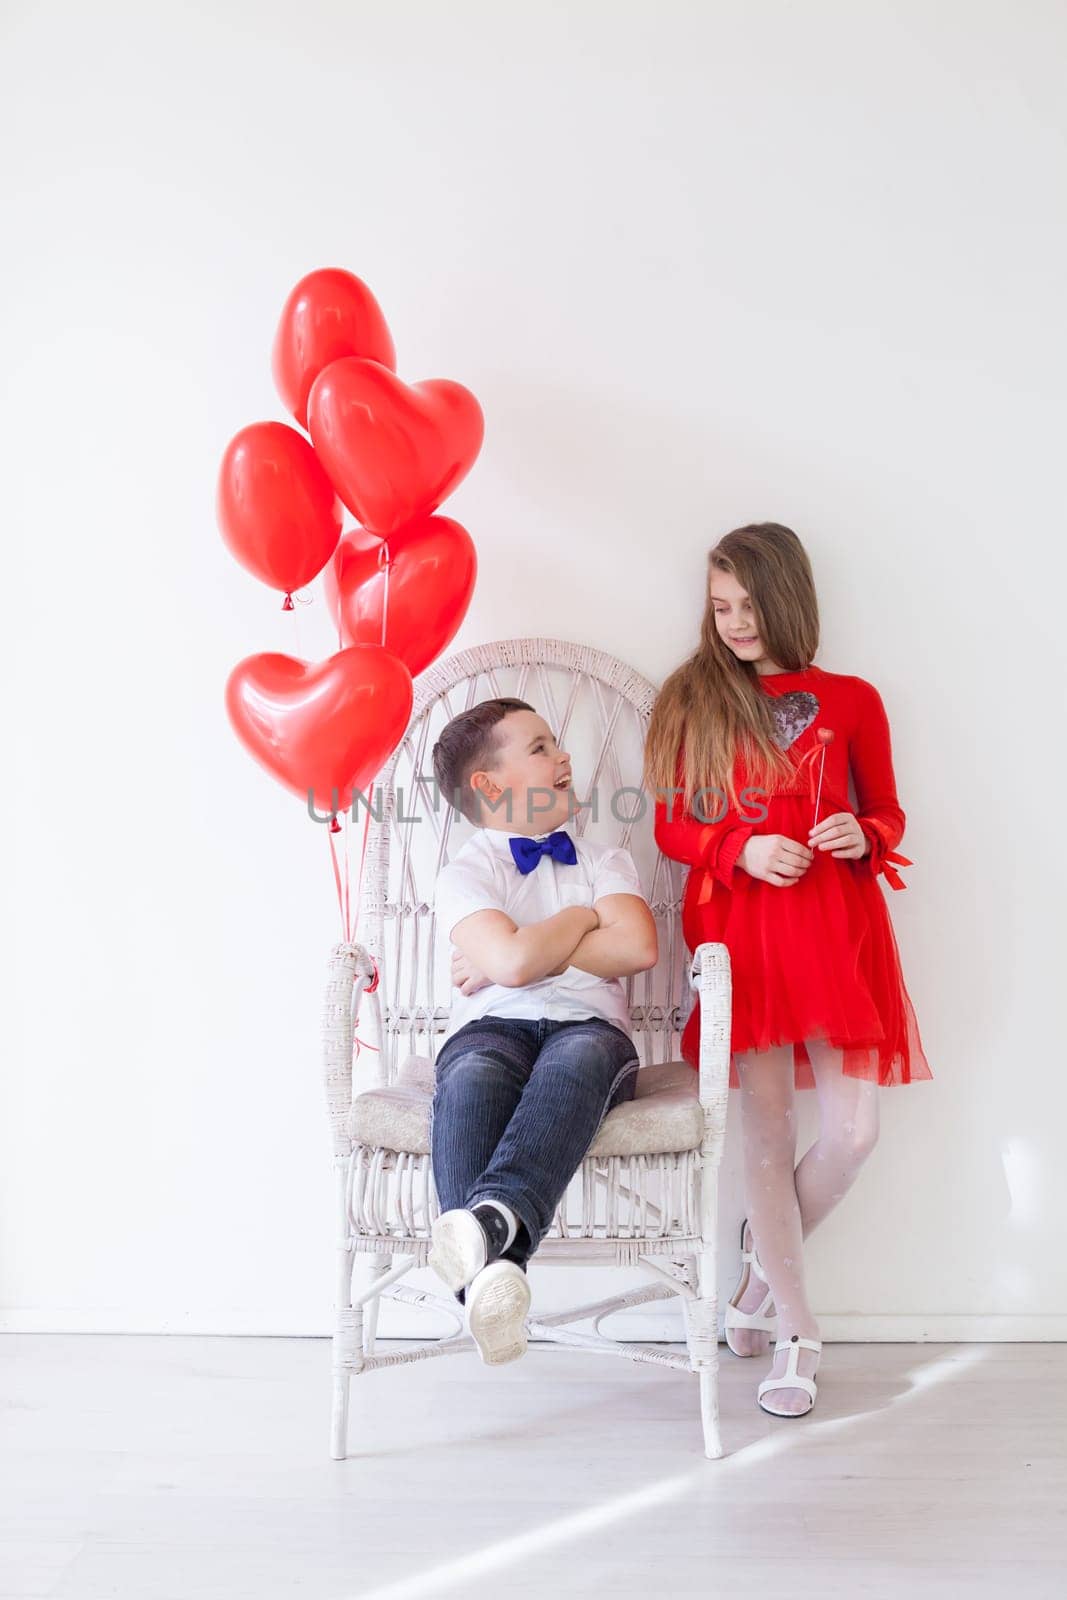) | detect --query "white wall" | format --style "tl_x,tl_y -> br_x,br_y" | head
3,0 -> 1064,1338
